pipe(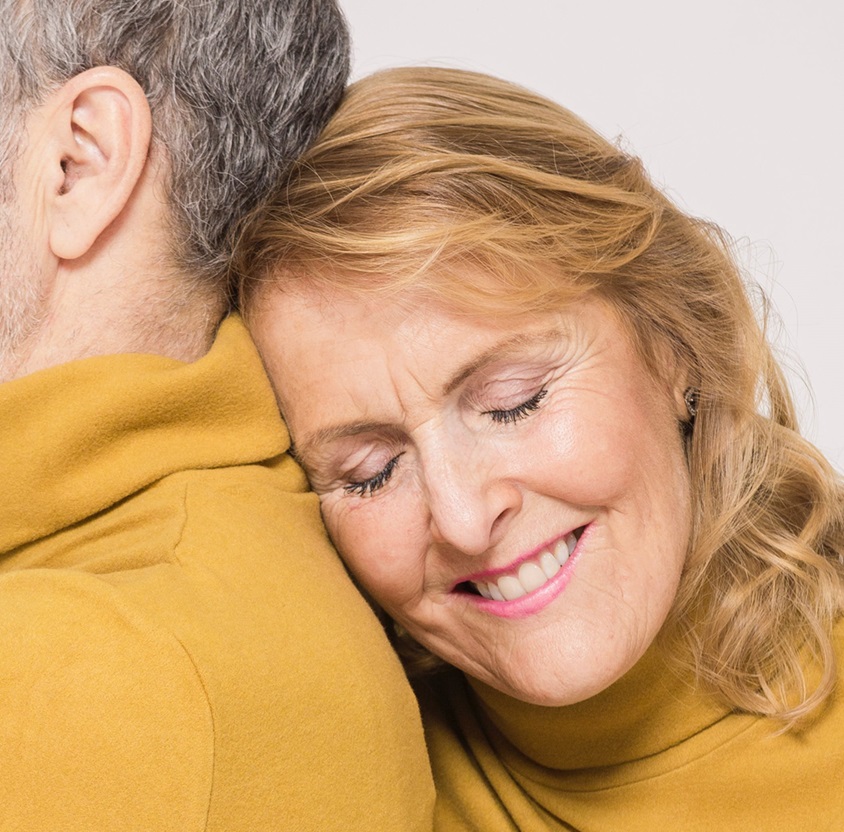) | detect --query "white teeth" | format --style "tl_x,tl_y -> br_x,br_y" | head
518,562 -> 547,593
553,538 -> 570,566
539,551 -> 561,579
469,528 -> 582,602
498,576 -> 526,601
